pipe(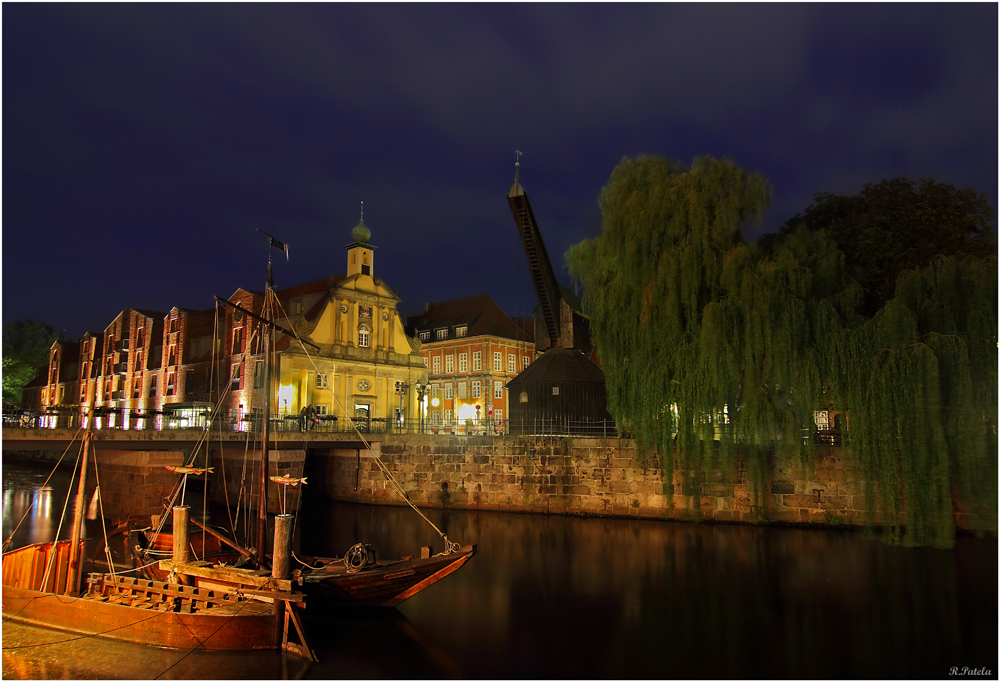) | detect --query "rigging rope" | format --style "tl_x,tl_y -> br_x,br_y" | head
90,447 -> 116,582
271,296 -> 461,554
2,424 -> 83,553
